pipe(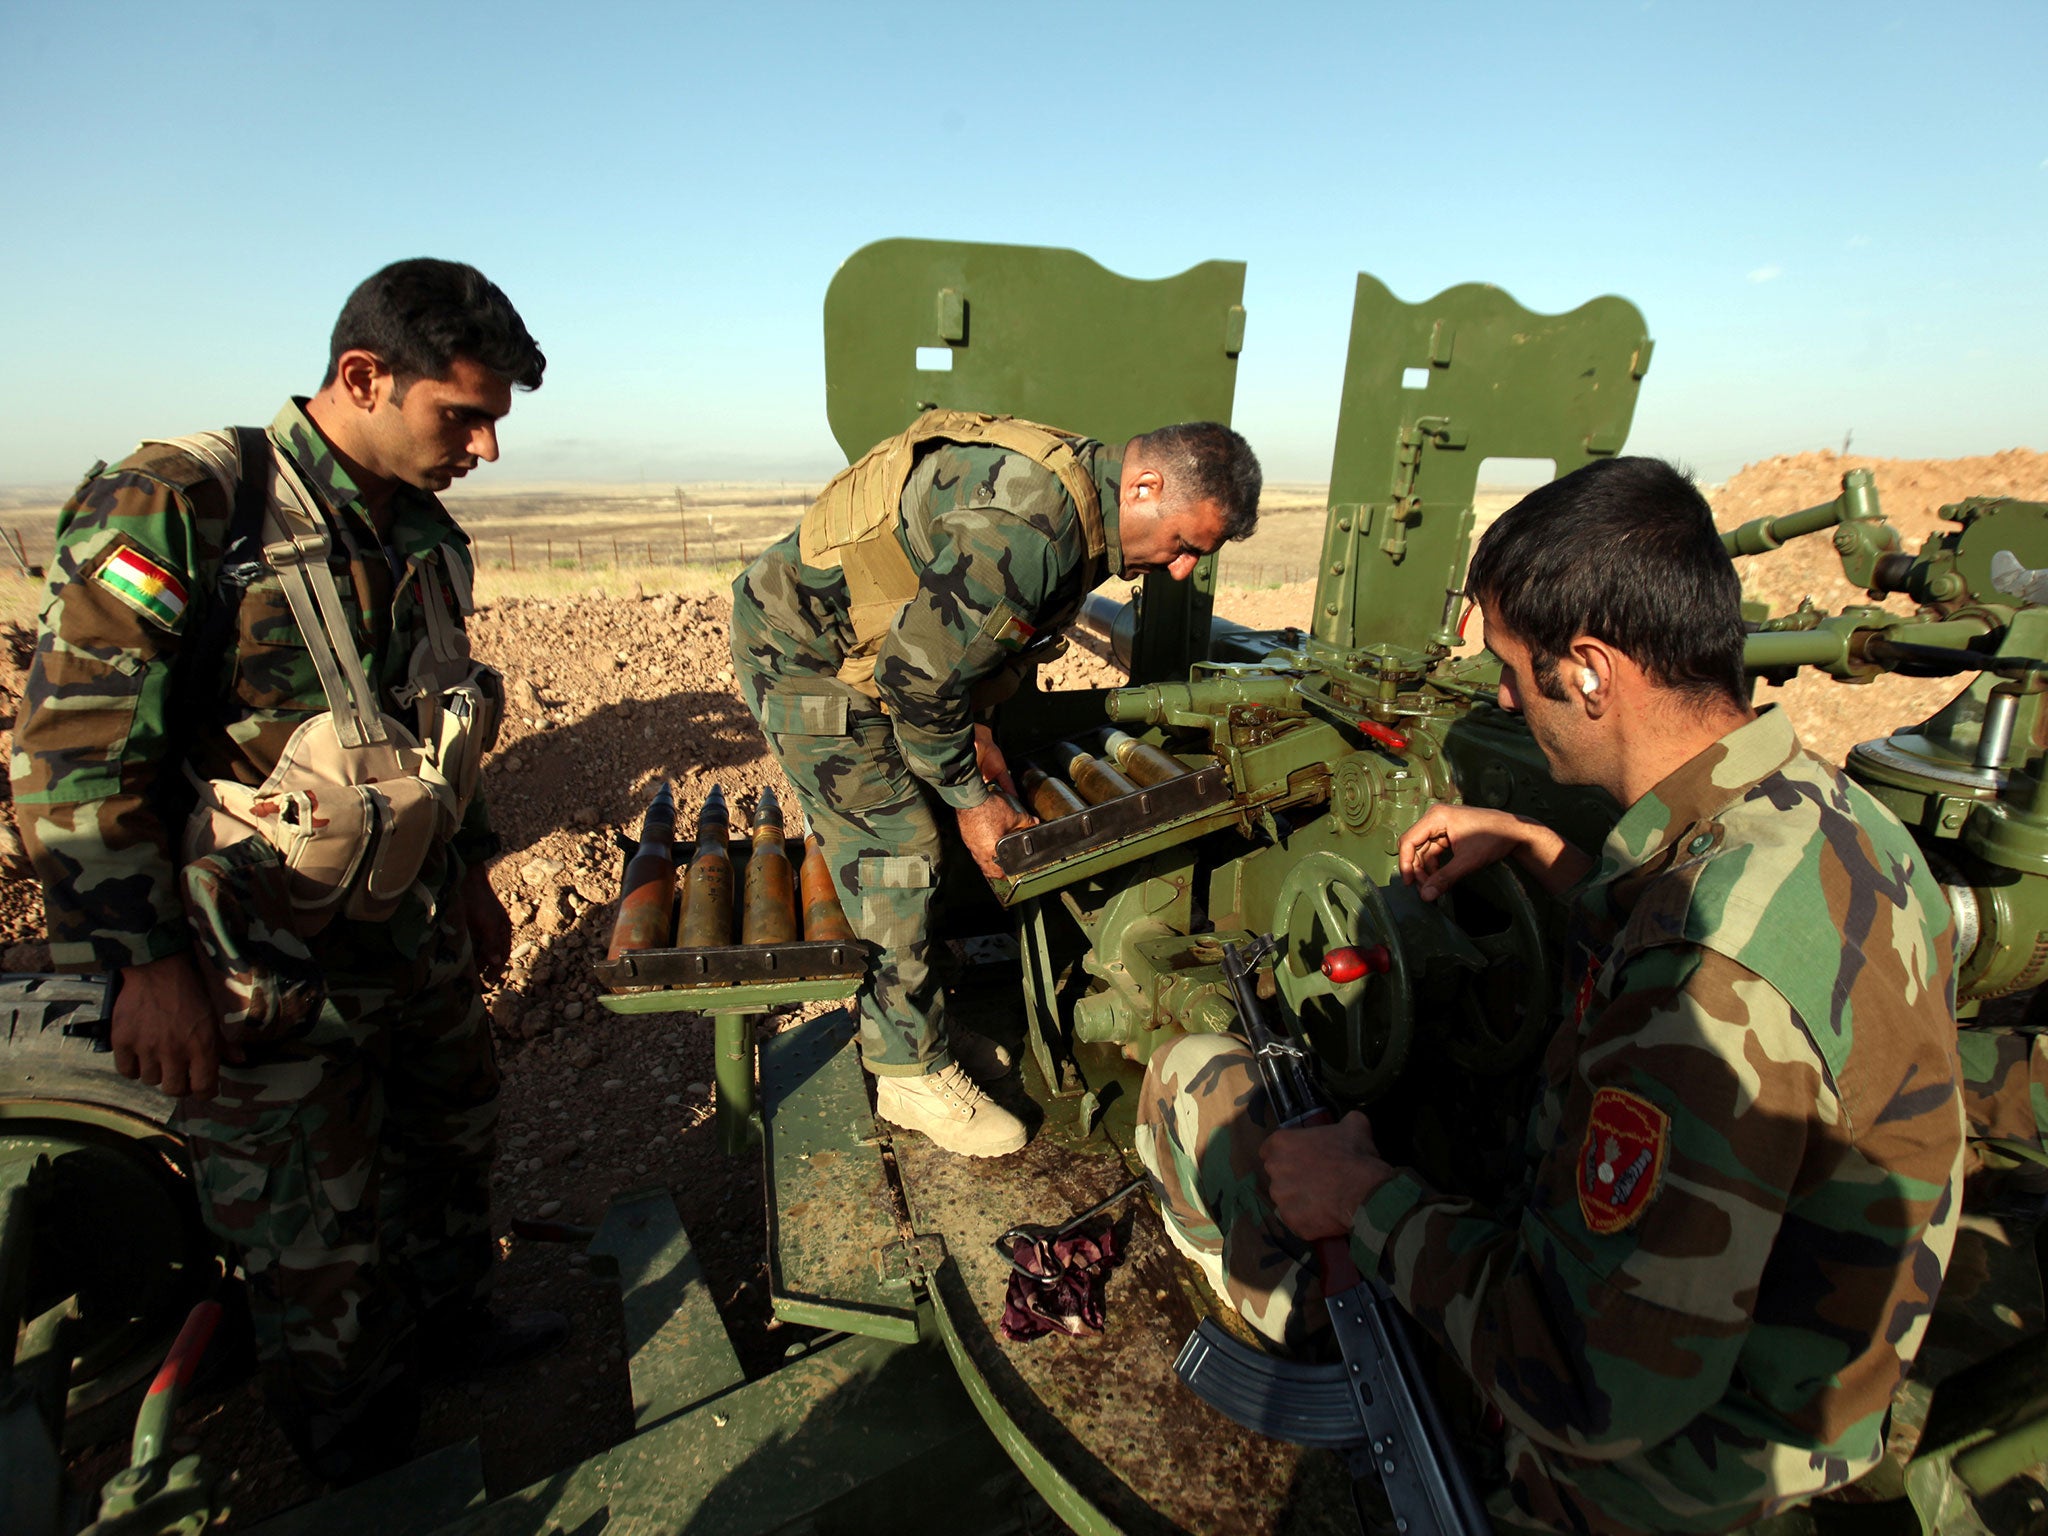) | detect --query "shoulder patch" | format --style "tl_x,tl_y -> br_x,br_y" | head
1577,1086 -> 1668,1235
92,543 -> 189,631
979,604 -> 1037,652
